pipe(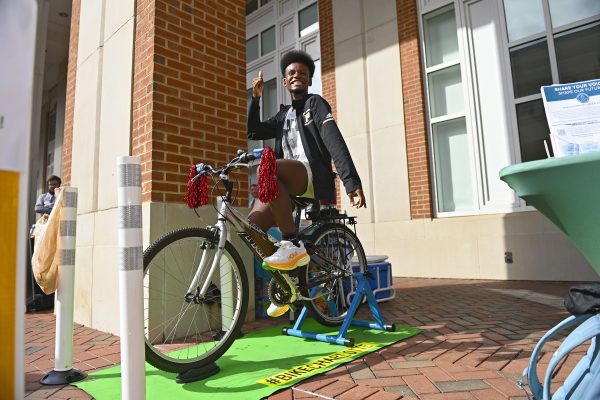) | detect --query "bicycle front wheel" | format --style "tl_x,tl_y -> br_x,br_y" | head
143,227 -> 248,373
298,223 -> 367,326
